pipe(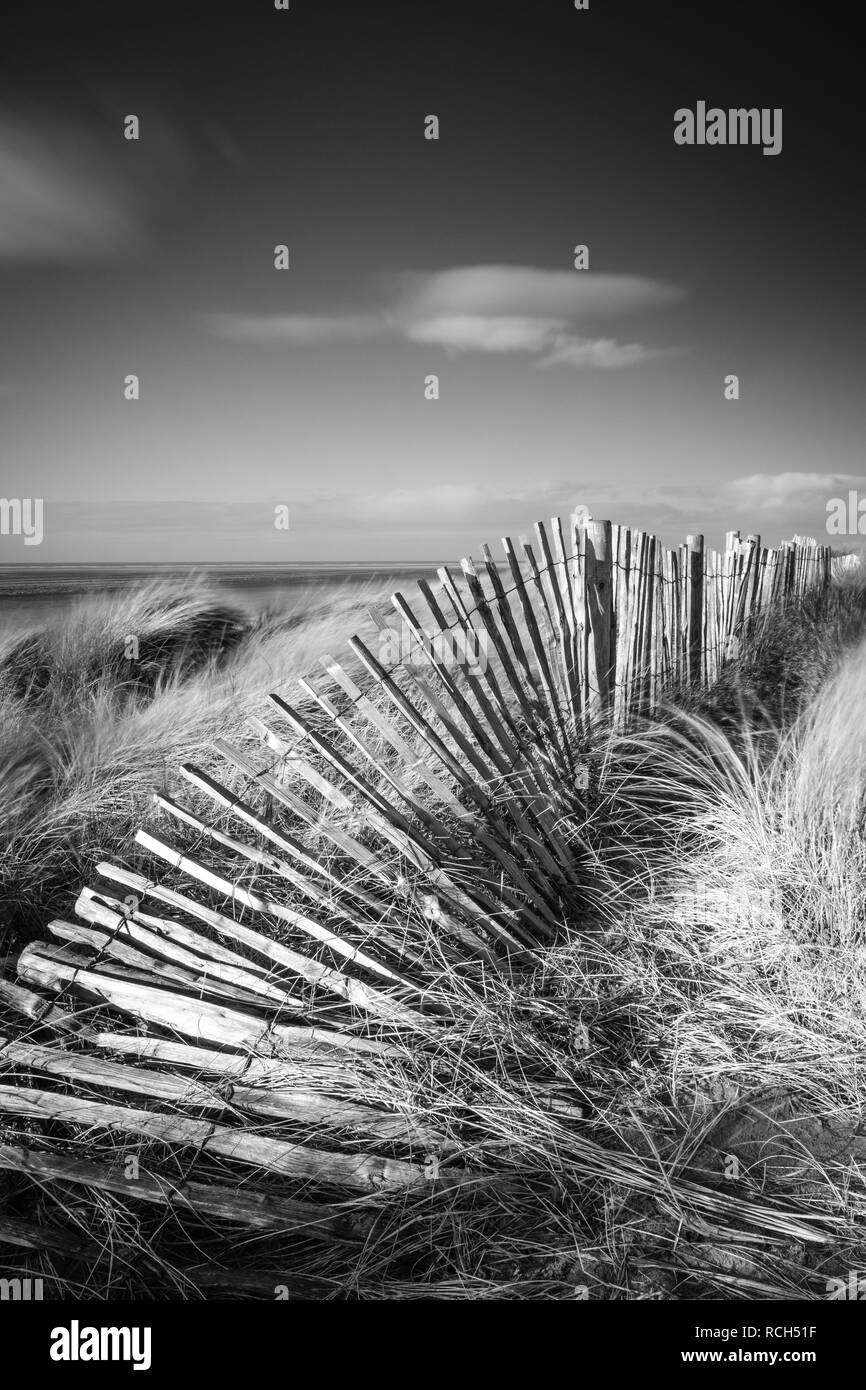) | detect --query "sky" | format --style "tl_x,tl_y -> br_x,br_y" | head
0,0 -> 863,563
